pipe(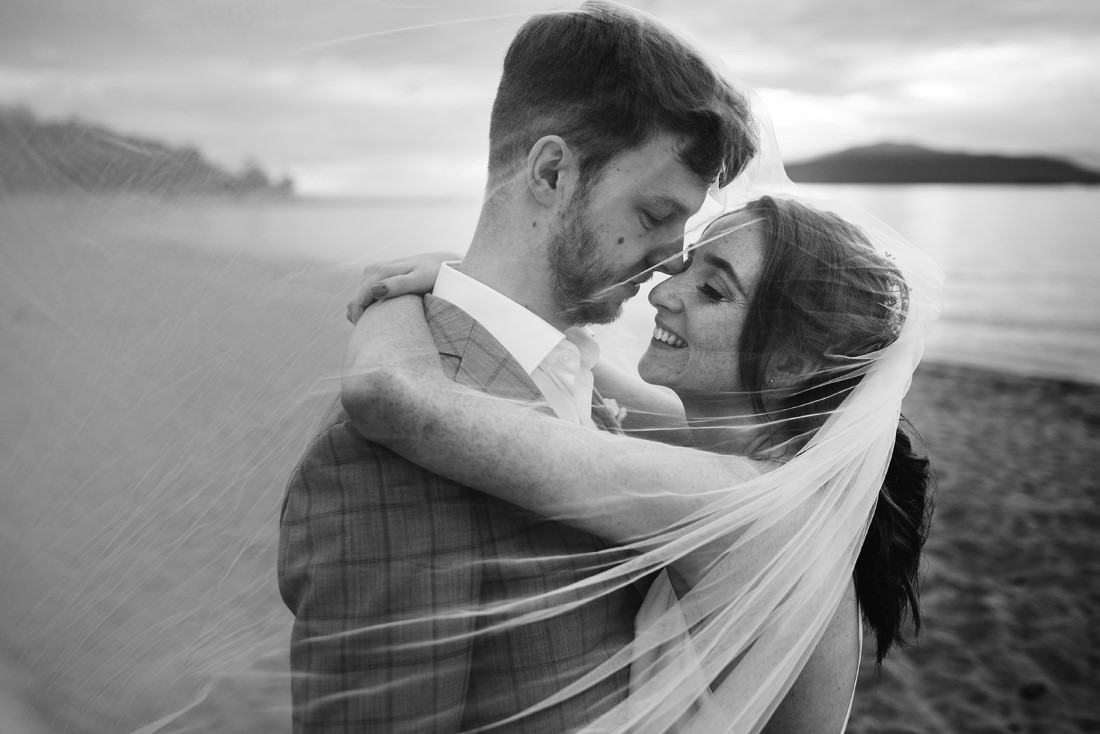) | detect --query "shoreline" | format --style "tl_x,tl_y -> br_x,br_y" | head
920,352 -> 1100,391
914,358 -> 1100,394
3,201 -> 1098,732
4,191 -> 1096,389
